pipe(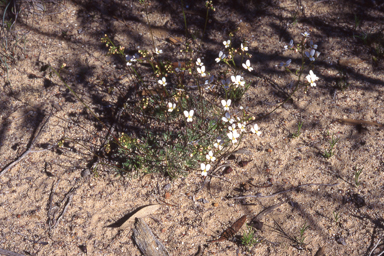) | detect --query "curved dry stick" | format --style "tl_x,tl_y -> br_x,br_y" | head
0,114 -> 52,177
